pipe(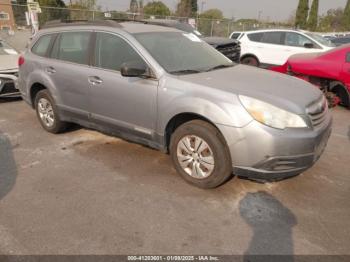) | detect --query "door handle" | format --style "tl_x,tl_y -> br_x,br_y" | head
88,76 -> 103,85
46,66 -> 56,74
